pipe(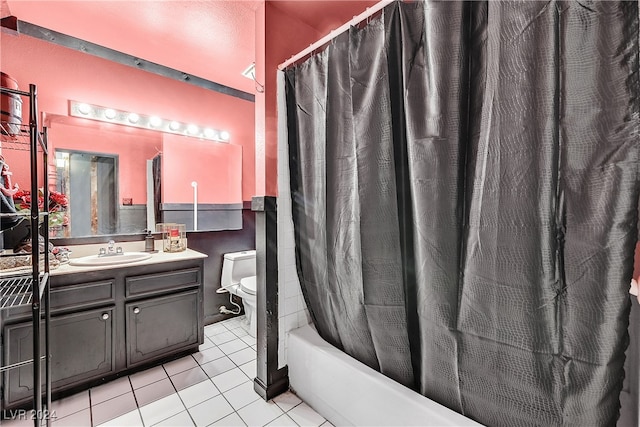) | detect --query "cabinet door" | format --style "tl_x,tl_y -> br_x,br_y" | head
126,290 -> 199,367
3,306 -> 115,407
